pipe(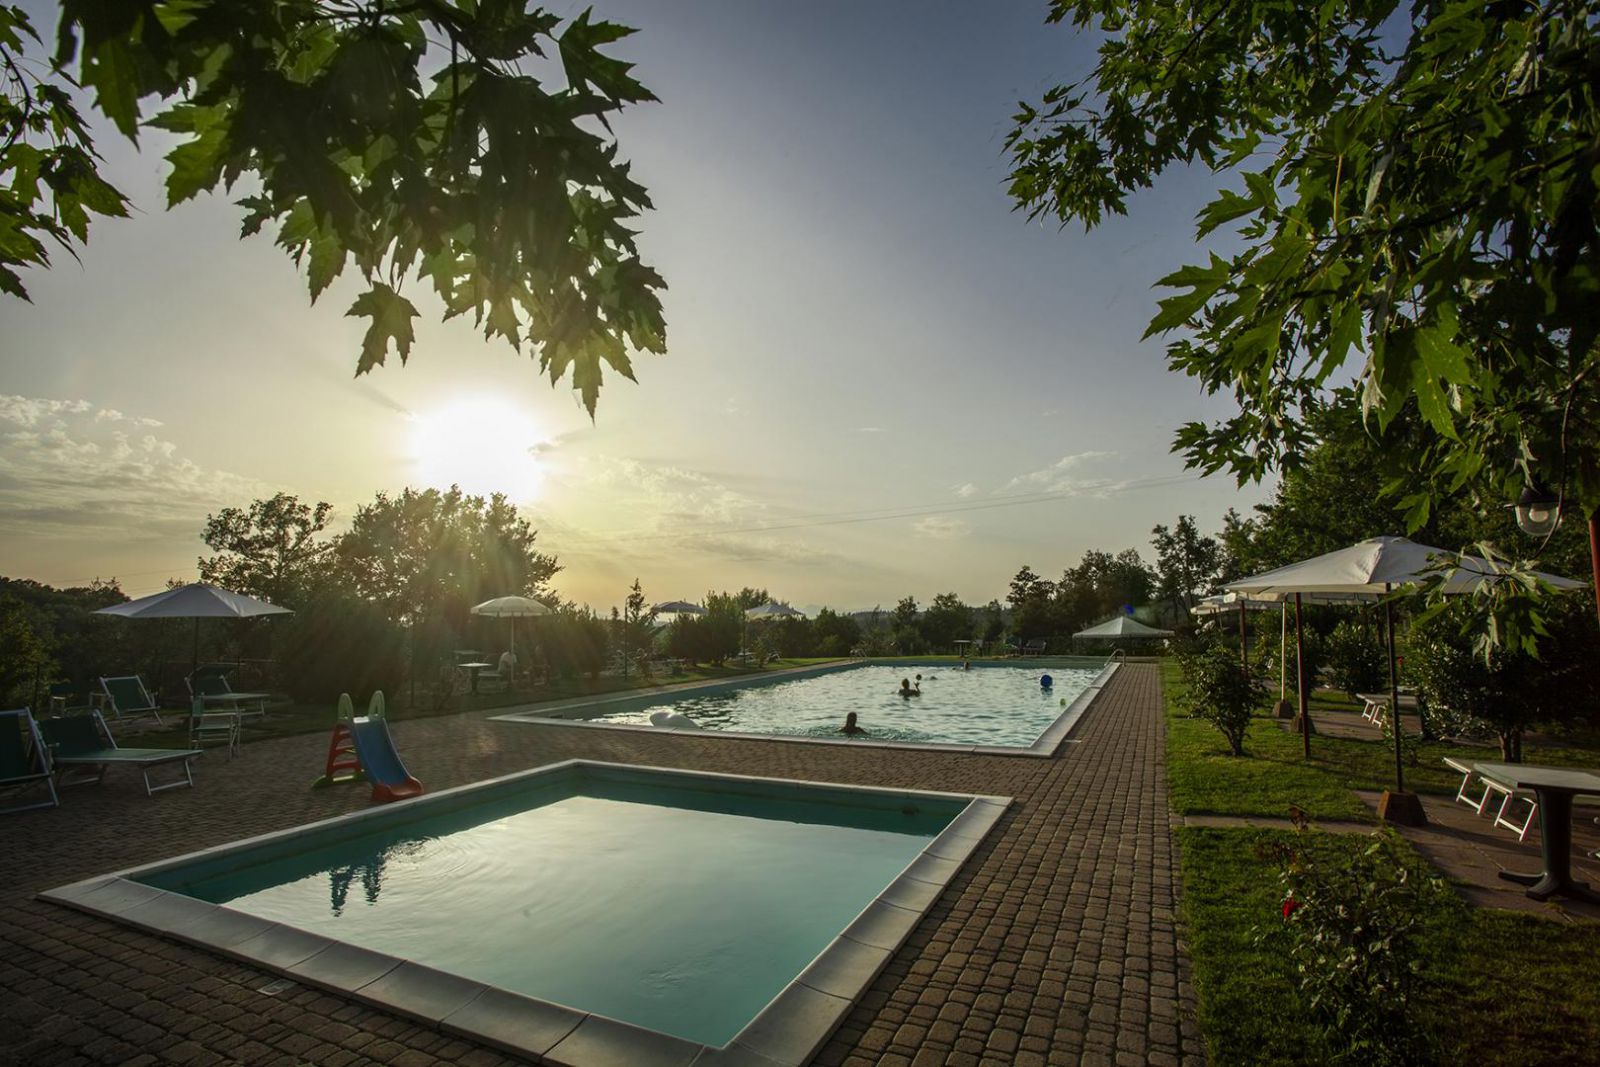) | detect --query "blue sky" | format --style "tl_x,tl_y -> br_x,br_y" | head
0,1 -> 1270,611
